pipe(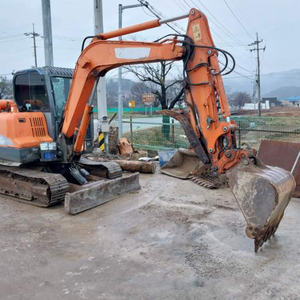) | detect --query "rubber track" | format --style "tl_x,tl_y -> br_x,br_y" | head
0,166 -> 69,207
